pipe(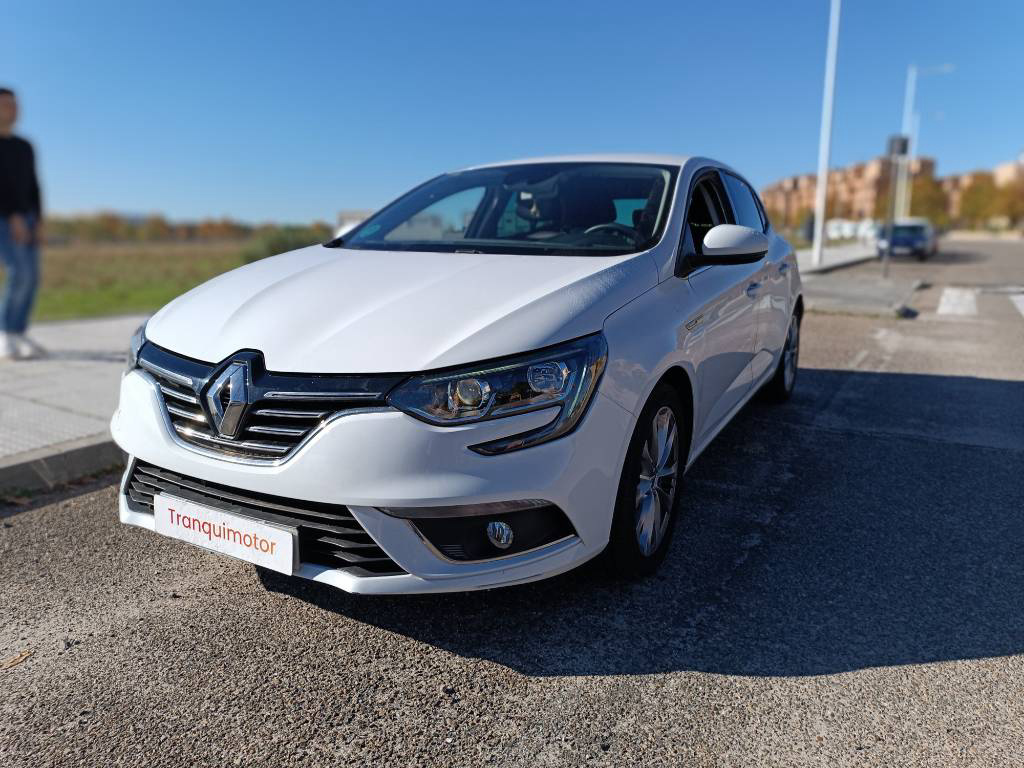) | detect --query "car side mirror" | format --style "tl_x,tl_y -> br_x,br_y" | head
695,224 -> 769,266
